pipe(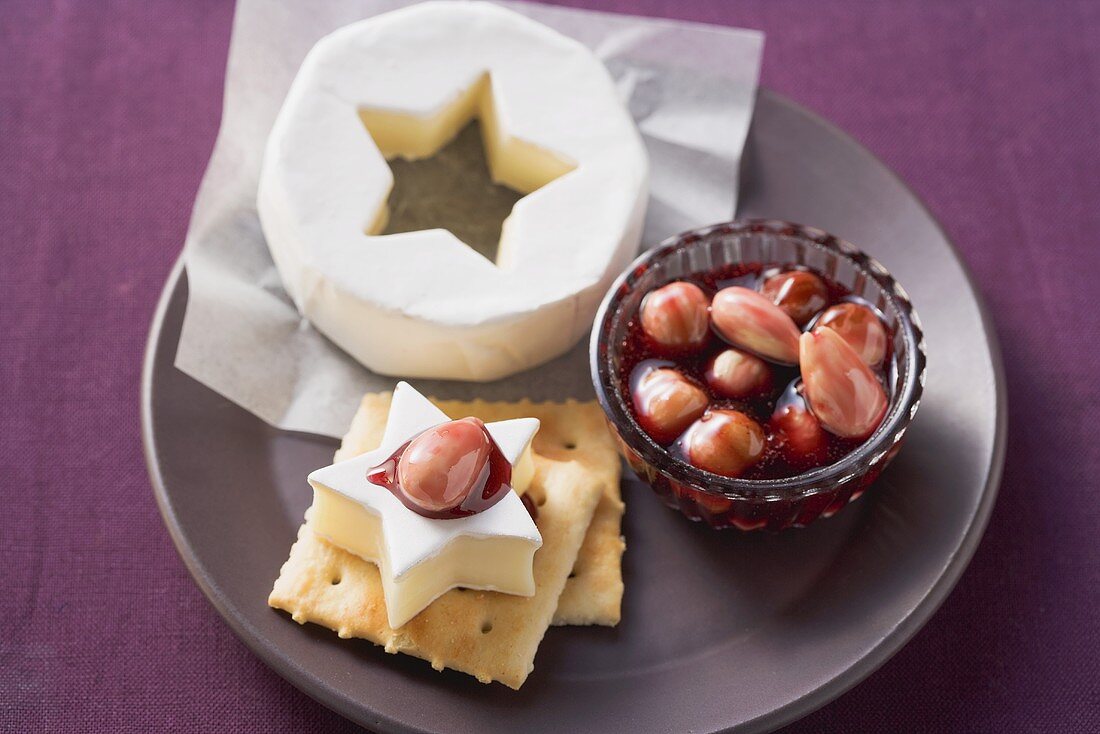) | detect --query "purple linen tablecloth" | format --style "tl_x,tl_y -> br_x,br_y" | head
2,1 -> 1098,731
